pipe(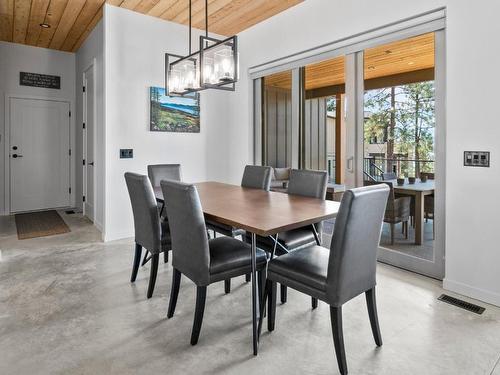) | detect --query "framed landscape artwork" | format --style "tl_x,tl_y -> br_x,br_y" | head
150,86 -> 200,132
